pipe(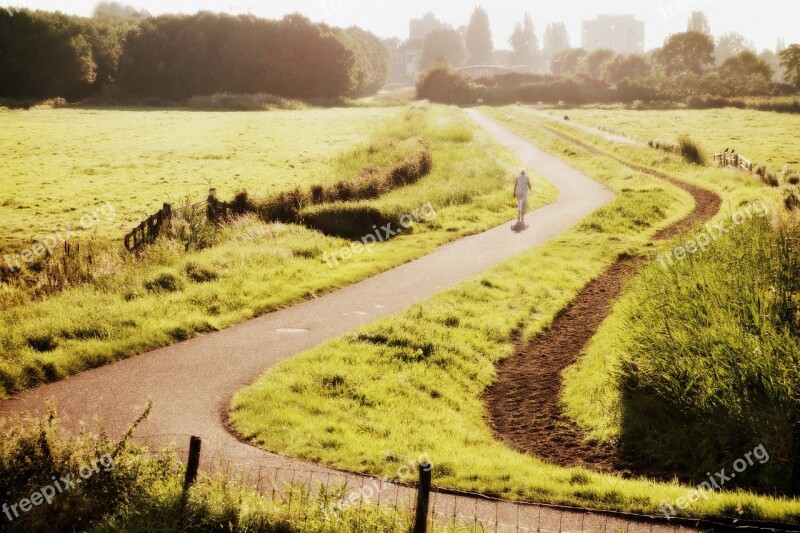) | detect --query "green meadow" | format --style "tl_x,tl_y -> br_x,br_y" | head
553,107 -> 800,168
0,105 -> 557,399
0,107 -> 399,253
230,106 -> 800,523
